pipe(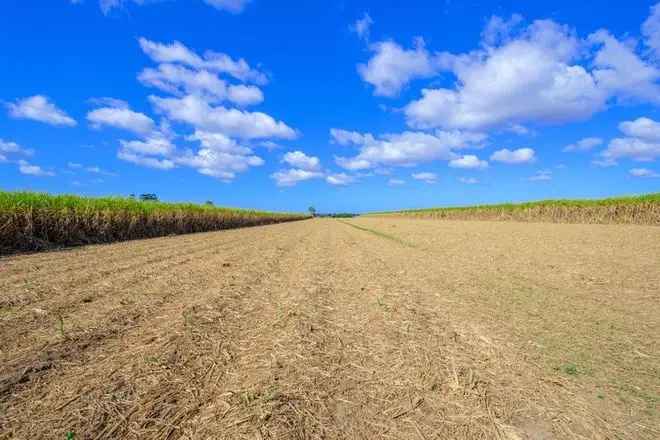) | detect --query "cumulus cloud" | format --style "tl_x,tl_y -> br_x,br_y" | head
121,38 -> 296,181
643,3 -> 660,59
388,178 -> 405,186
227,84 -> 264,106
588,30 -> 660,103
326,173 -> 356,186
358,38 -> 439,97
87,103 -> 156,136
352,11 -> 660,133
282,151 -> 321,171
351,13 -> 374,41
117,150 -> 175,170
619,117 -> 660,141
0,139 -> 33,158
412,172 -> 438,183
203,0 -> 251,13
67,162 -> 117,176
403,20 -> 609,131
600,117 -> 660,163
334,130 -> 460,170
119,136 -> 174,156
490,148 -> 536,164
629,167 -> 659,177
7,95 -> 76,127
138,38 -> 267,84
138,63 -> 229,101
448,154 -> 488,169
563,137 -> 603,152
150,95 -> 296,140
17,160 -> 55,177
271,168 -> 324,187
330,128 -> 376,146
138,64 -> 264,106
95,0 -> 251,15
